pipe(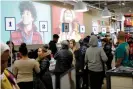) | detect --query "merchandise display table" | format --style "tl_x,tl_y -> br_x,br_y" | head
106,66 -> 133,89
